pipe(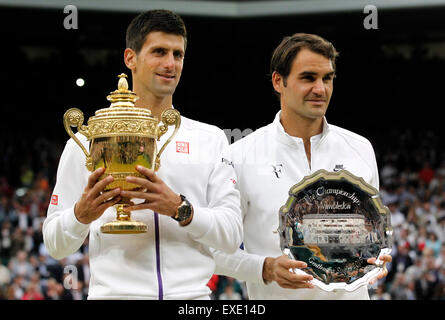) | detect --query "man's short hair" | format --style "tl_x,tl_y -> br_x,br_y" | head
270,33 -> 339,84
126,9 -> 187,54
